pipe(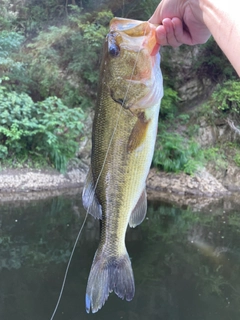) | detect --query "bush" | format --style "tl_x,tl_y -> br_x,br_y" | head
214,80 -> 240,115
200,80 -> 240,126
160,86 -> 179,118
25,9 -> 113,107
234,153 -> 240,167
153,124 -> 204,175
0,84 -> 85,172
203,147 -> 227,171
0,31 -> 25,77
